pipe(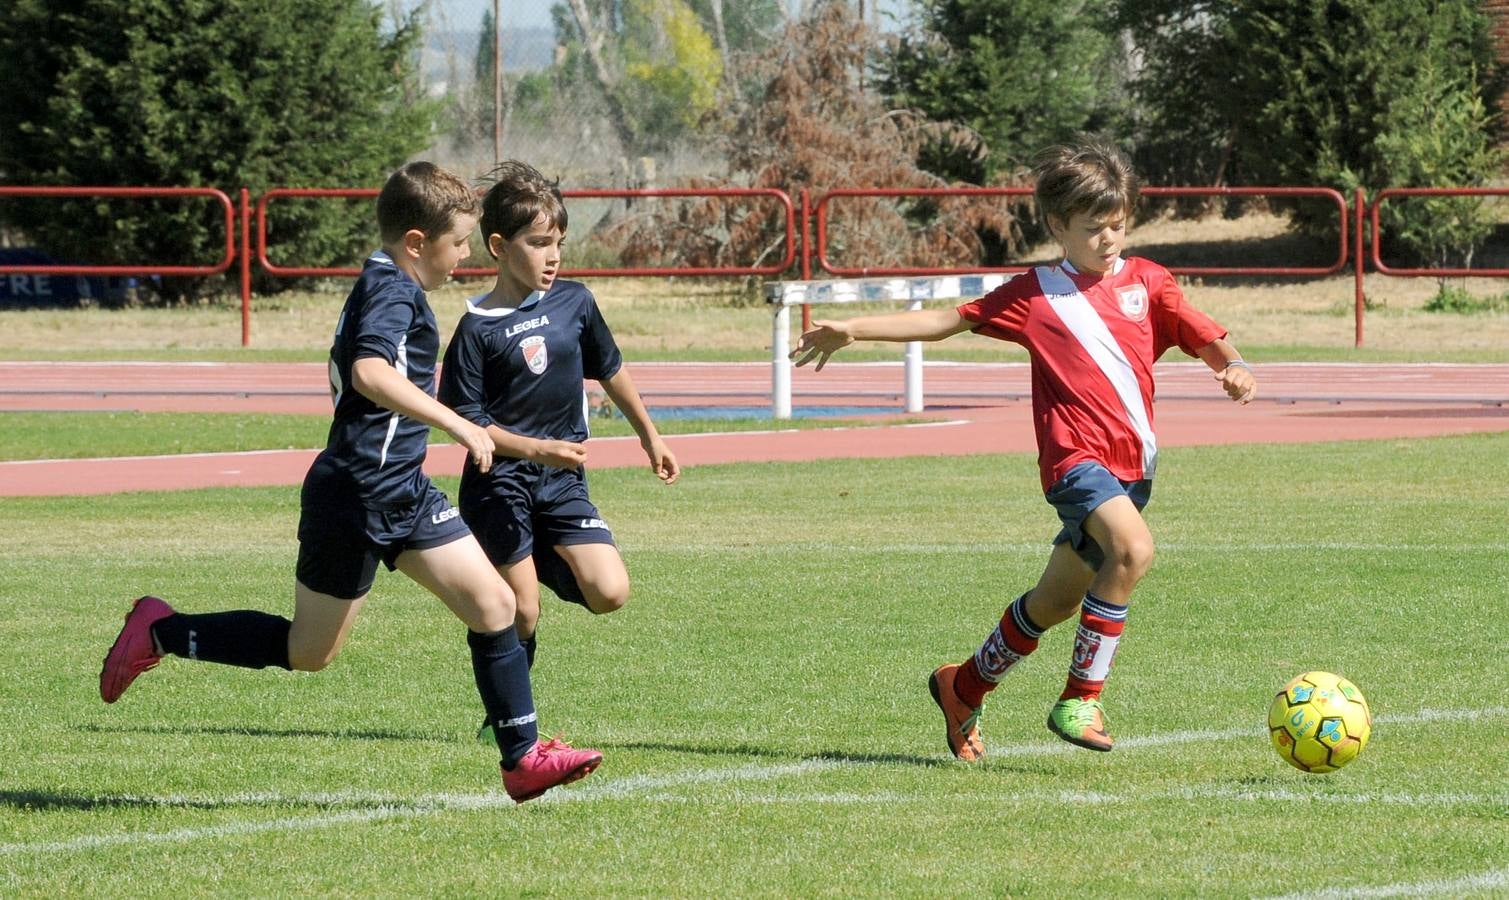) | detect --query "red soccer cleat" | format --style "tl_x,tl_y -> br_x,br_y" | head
929,663 -> 985,761
502,736 -> 603,803
99,595 -> 174,703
